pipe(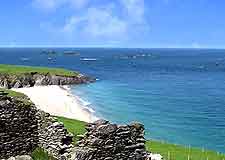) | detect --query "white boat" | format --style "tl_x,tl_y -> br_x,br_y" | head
80,58 -> 97,61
